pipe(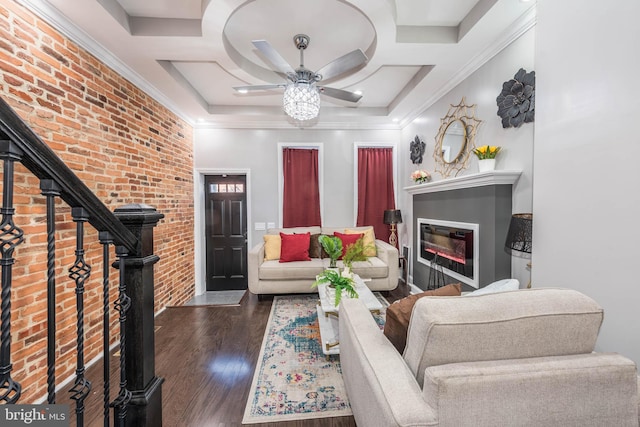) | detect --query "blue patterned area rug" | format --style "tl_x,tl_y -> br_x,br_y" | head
242,293 -> 387,424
